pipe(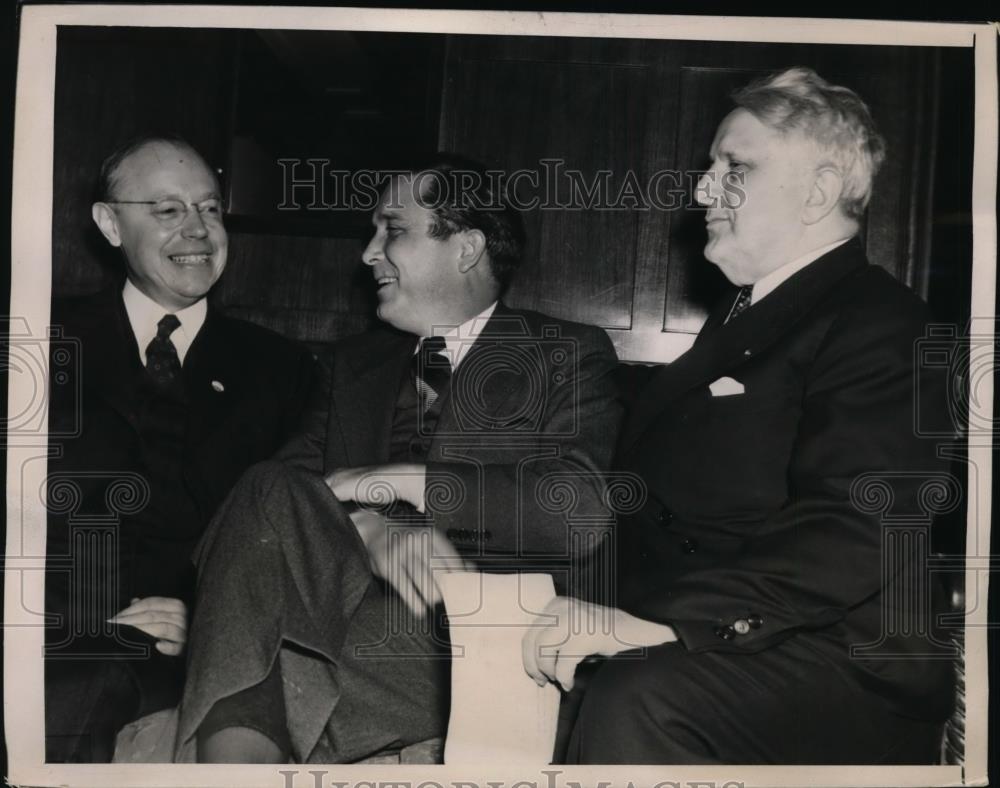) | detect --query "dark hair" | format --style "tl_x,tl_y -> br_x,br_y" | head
96,132 -> 213,202
406,153 -> 526,294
